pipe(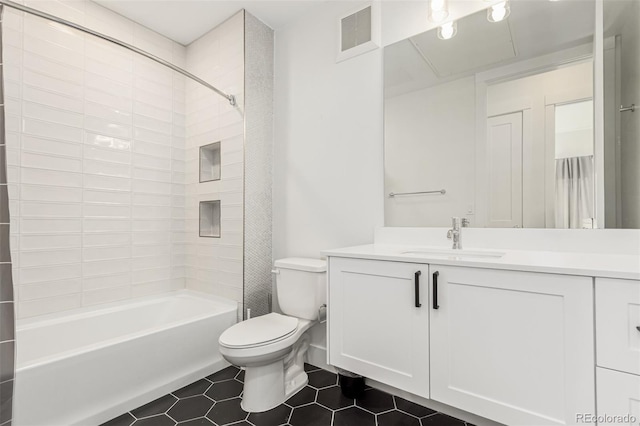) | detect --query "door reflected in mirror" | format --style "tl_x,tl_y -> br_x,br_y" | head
384,0 -> 639,229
